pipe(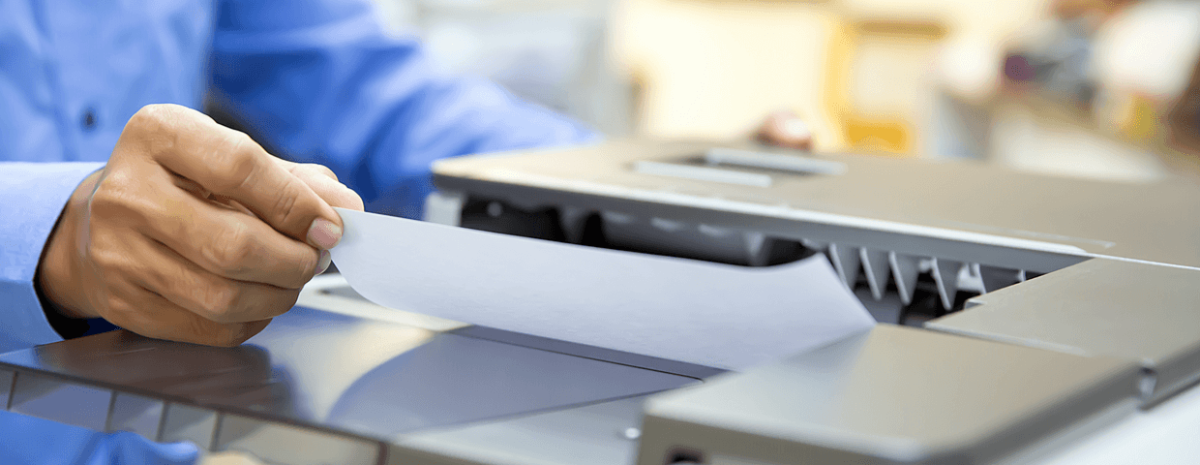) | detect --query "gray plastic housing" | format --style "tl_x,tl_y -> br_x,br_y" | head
636,325 -> 1140,465
928,258 -> 1200,406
